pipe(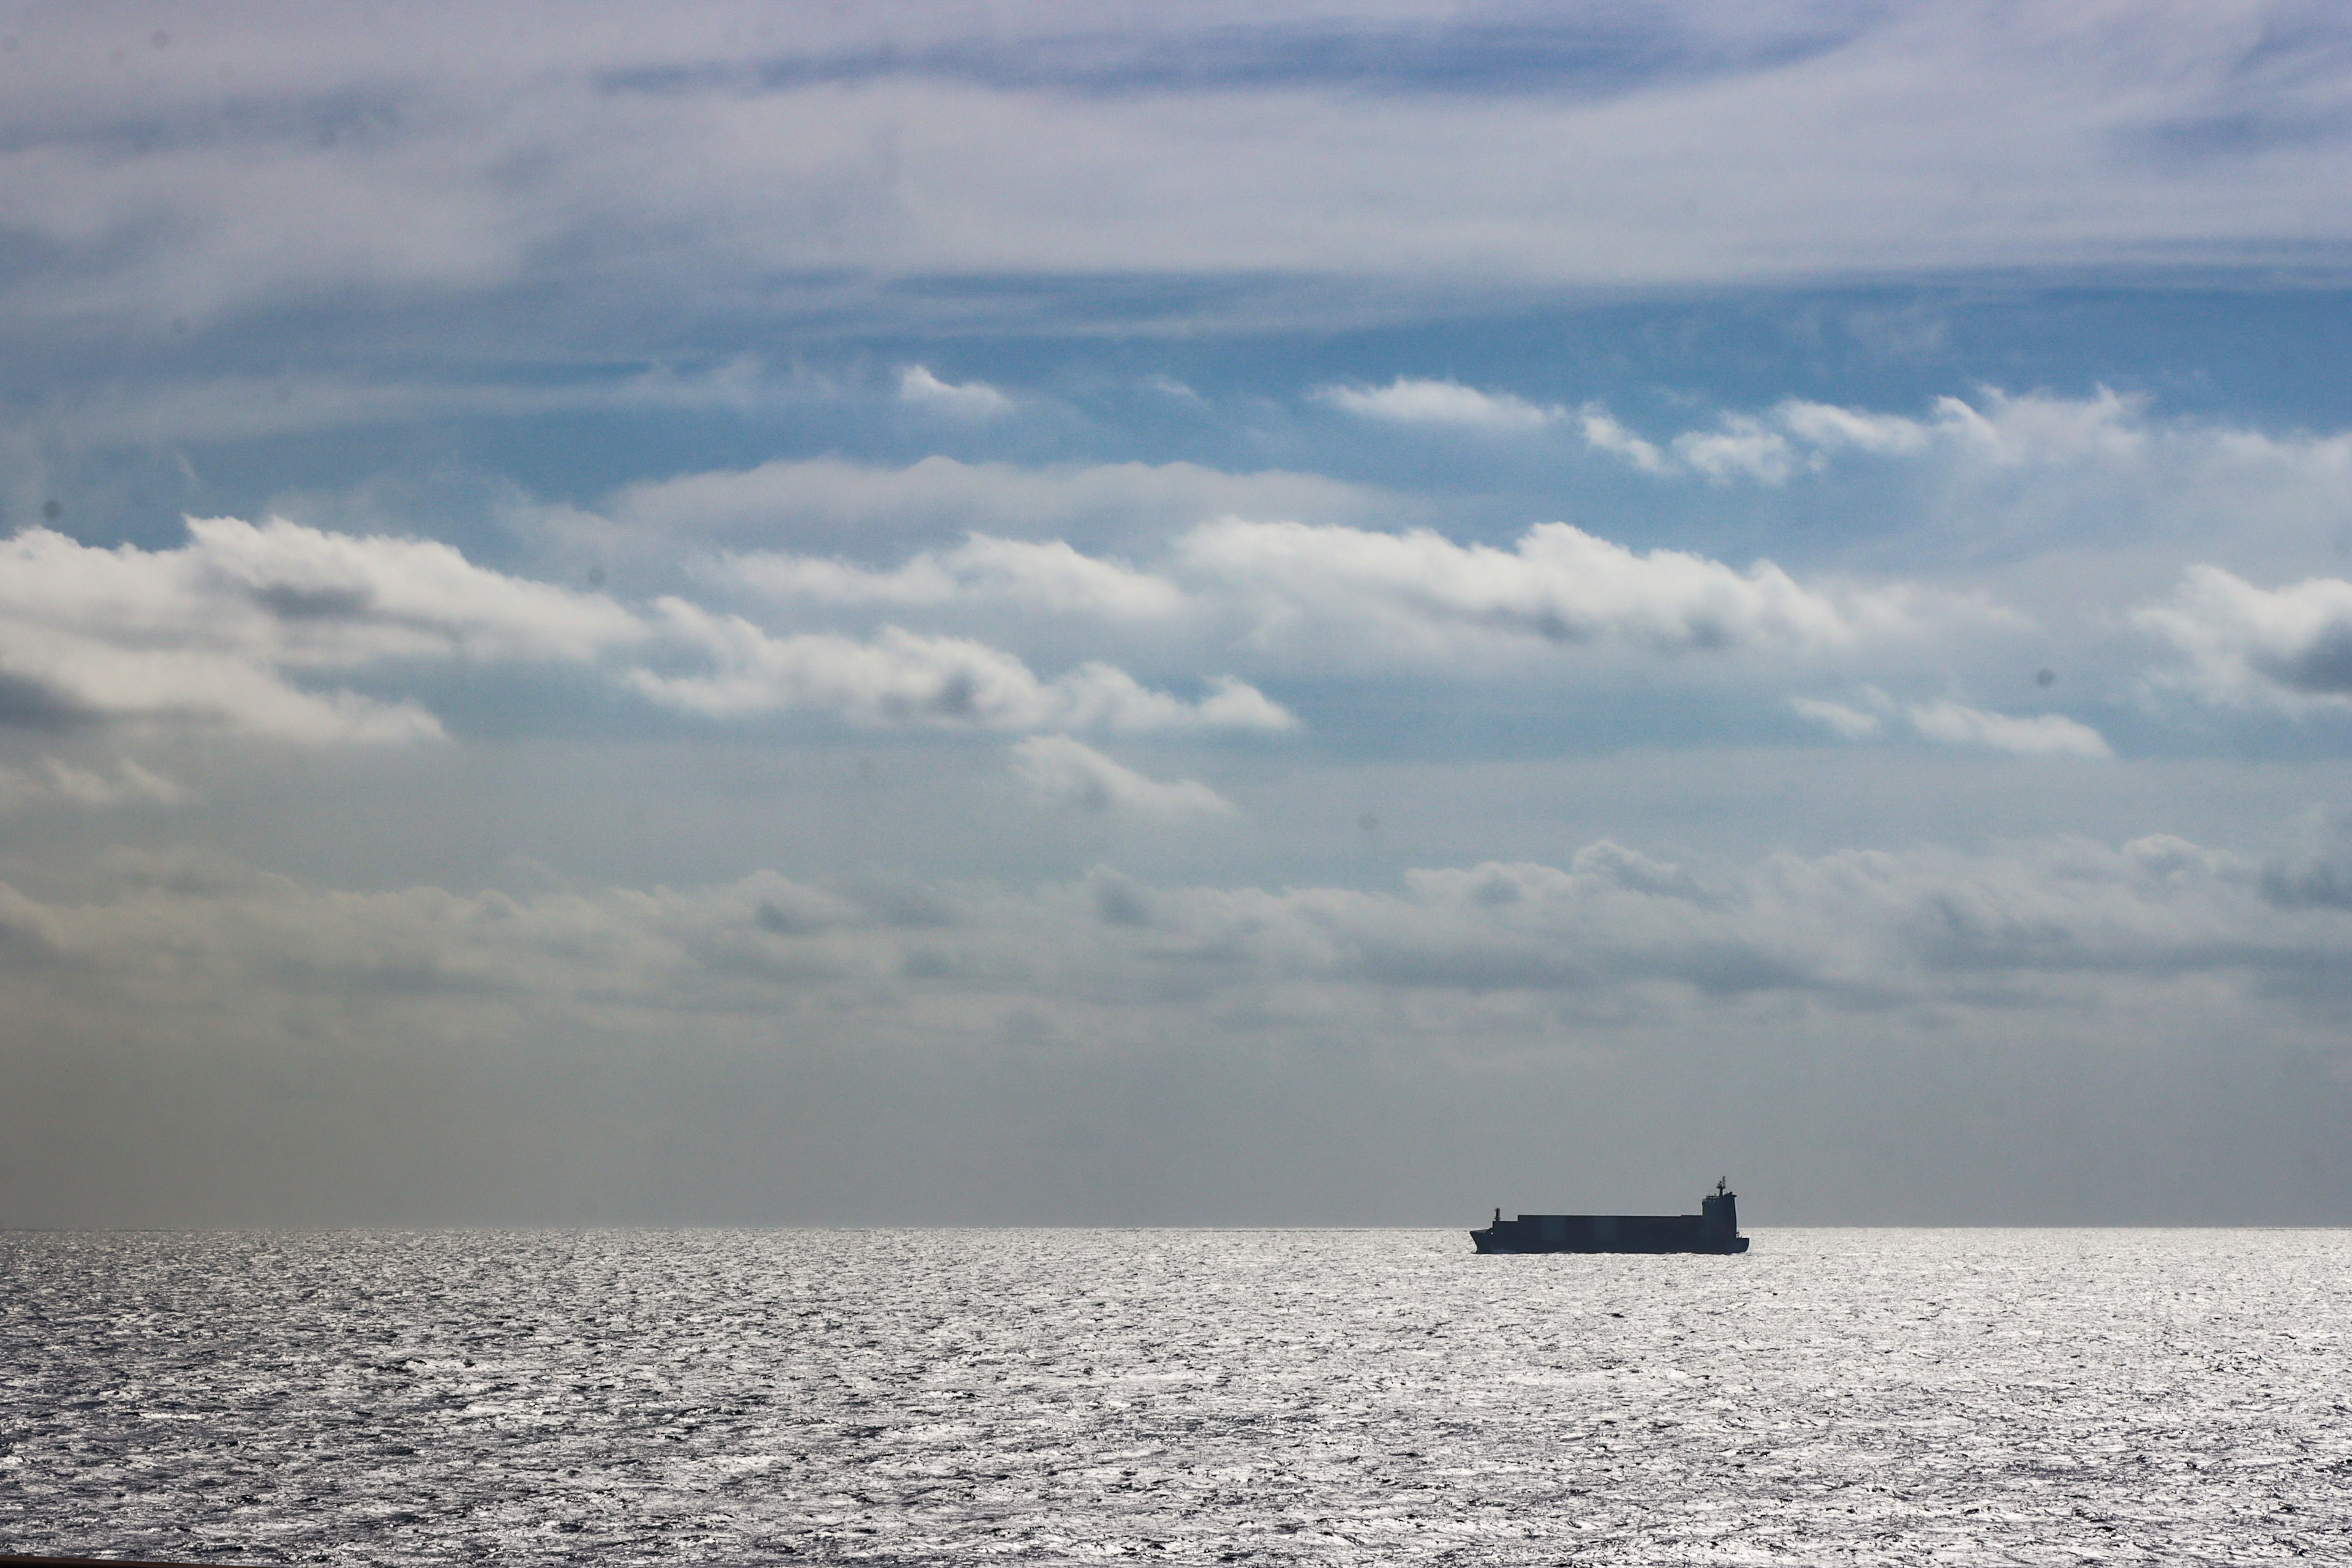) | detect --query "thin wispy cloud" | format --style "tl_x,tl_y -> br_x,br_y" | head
722,536 -> 1186,619
1313,377 -> 1560,432
1790,696 -> 1883,740
898,366 -> 1014,419
0,755 -> 183,810
1576,405 -> 1672,474
1568,386 -> 2277,487
543,455 -> 1403,554
1795,690 -> 2111,758
1009,734 -> 1237,818
1905,699 -> 2111,759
